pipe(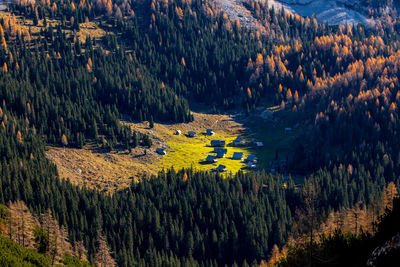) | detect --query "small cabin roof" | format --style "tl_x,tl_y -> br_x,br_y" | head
211,140 -> 226,147
206,129 -> 215,135
206,155 -> 216,161
214,148 -> 228,153
217,165 -> 227,171
156,148 -> 167,155
216,151 -> 226,158
187,131 -> 196,137
232,152 -> 243,159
